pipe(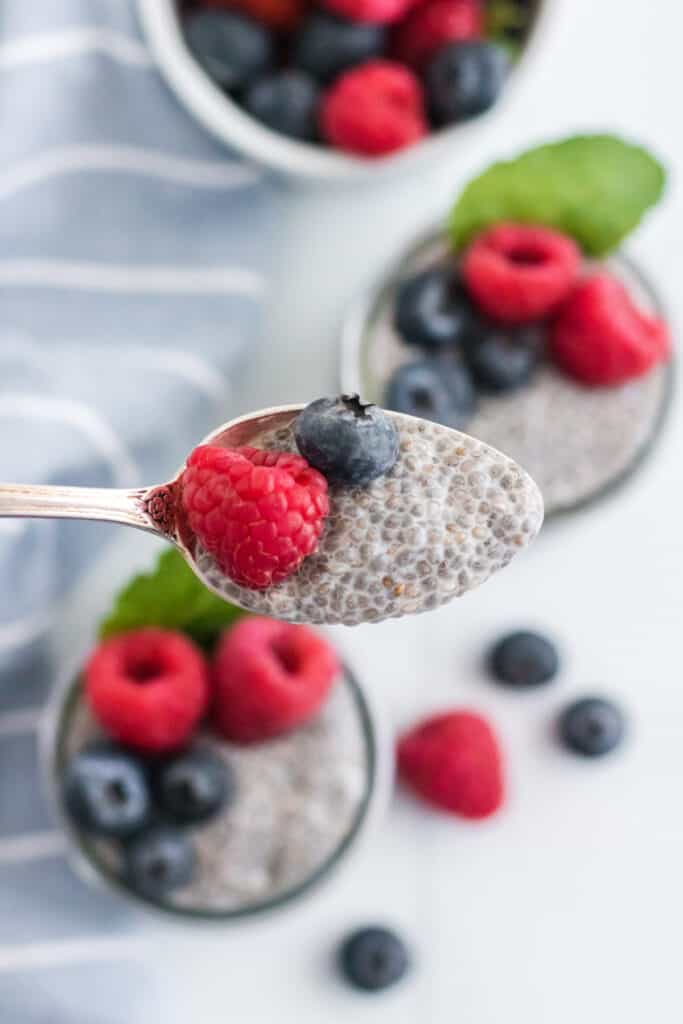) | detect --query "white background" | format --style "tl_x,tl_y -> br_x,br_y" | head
56,0 -> 683,1020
